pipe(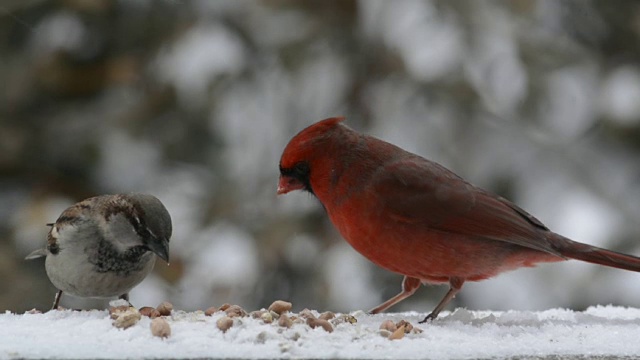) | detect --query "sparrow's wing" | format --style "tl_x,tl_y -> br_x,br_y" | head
372,156 -> 562,257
